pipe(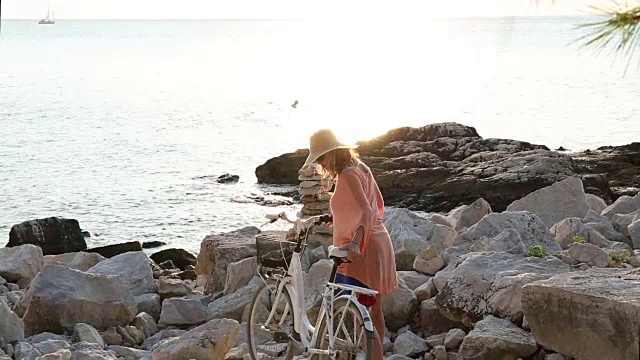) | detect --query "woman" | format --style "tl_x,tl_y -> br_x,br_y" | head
302,129 -> 398,359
